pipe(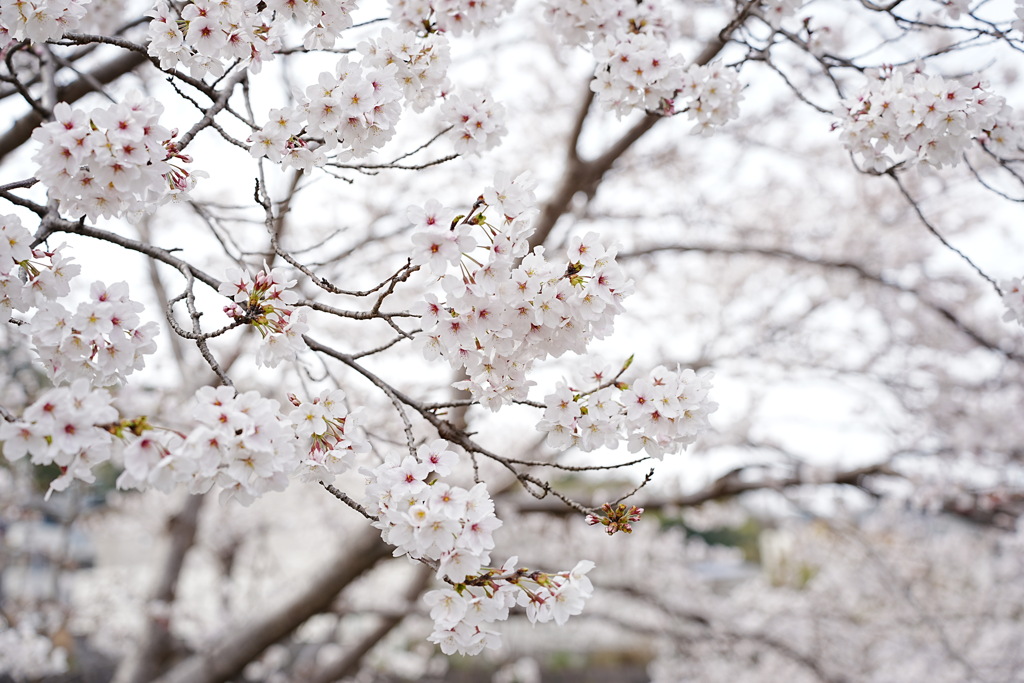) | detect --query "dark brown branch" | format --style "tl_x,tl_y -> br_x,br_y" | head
114,494 -> 206,683
152,529 -> 391,683
0,50 -> 148,160
308,564 -> 433,683
516,462 -> 899,514
529,28 -> 736,249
